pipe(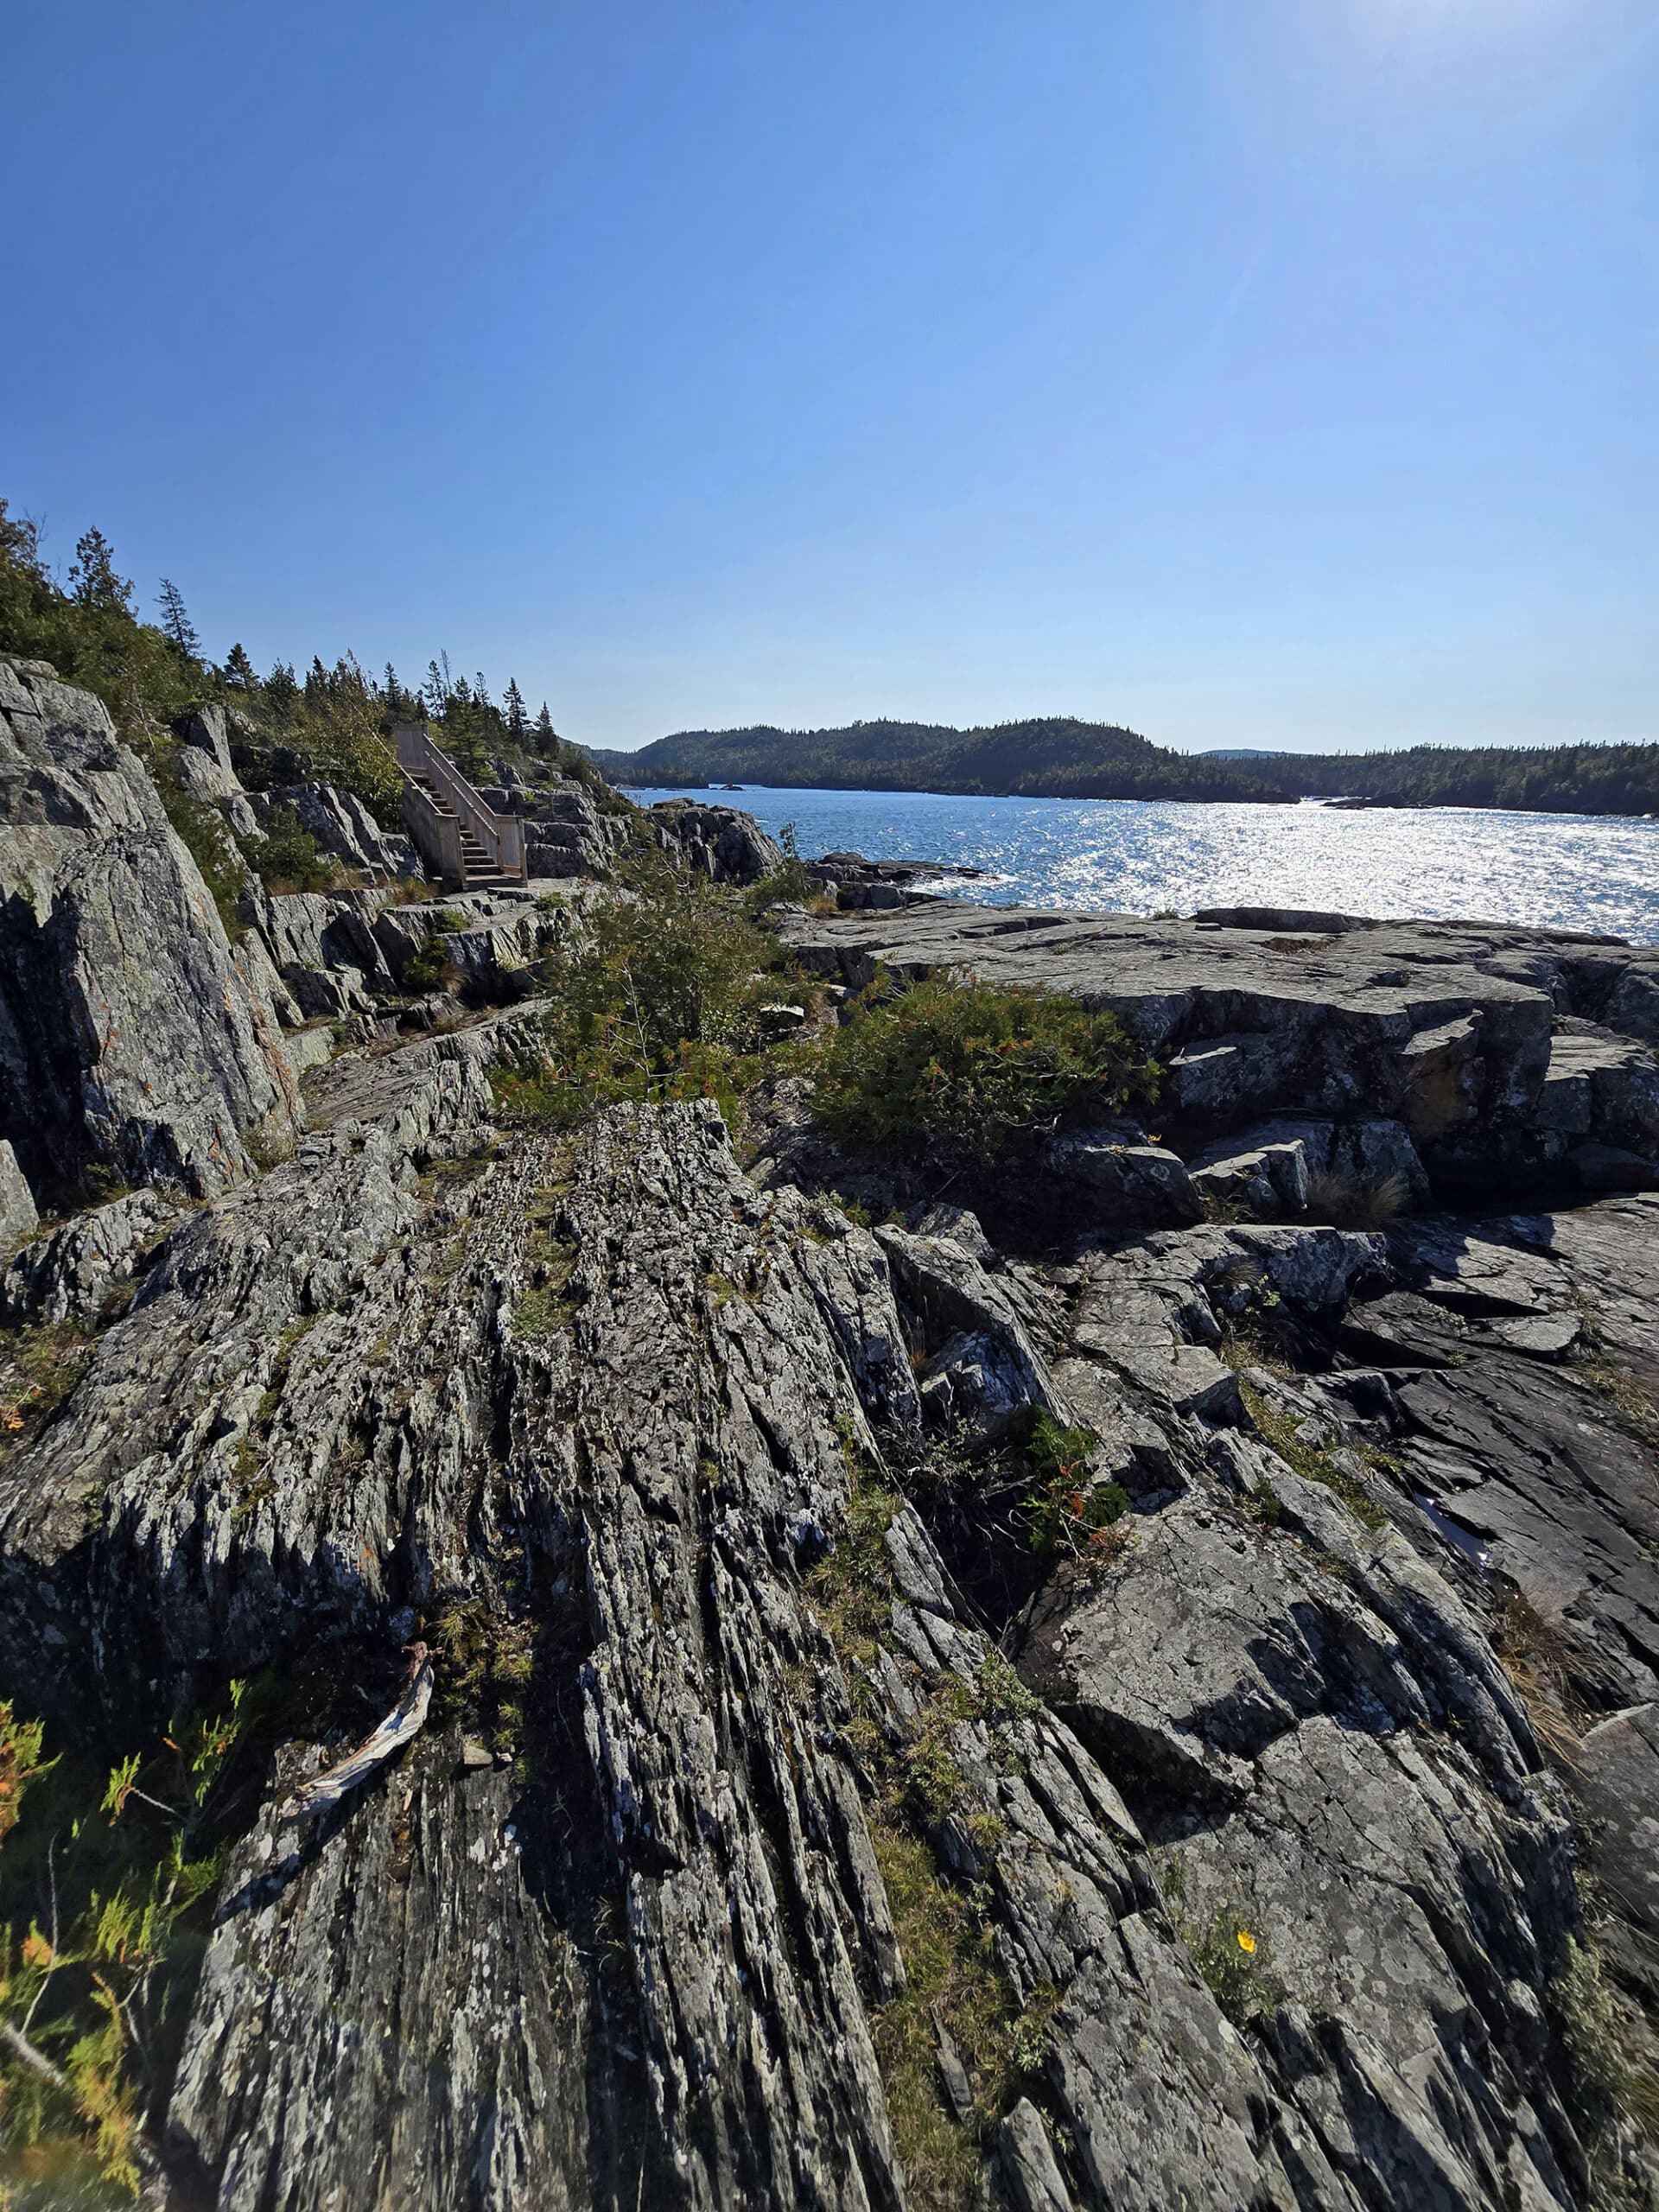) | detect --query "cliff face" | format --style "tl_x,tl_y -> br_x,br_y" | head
0,658 -> 303,1200
1,672 -> 1656,2210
